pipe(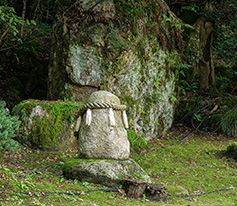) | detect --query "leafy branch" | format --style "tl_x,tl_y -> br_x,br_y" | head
0,5 -> 36,45
162,14 -> 194,30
